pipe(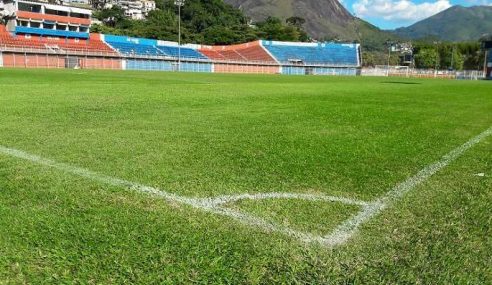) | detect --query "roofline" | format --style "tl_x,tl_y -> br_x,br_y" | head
14,0 -> 93,11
